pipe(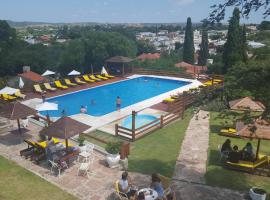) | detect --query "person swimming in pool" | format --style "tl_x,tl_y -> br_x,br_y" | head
116,96 -> 121,111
